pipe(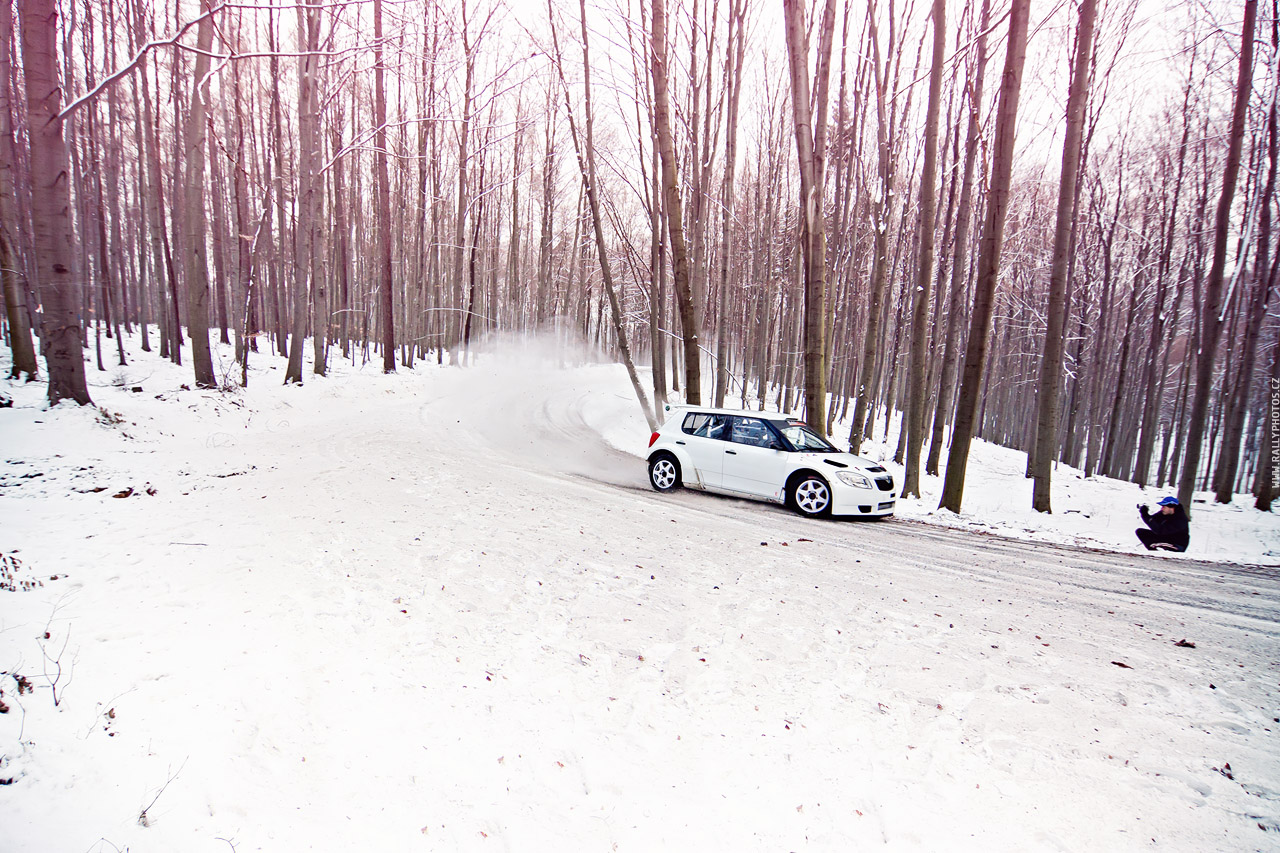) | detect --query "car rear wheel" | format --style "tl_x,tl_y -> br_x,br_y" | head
790,474 -> 831,517
648,453 -> 682,492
